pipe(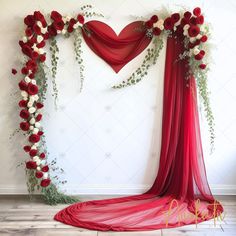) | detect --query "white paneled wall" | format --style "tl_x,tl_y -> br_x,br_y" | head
0,0 -> 235,195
